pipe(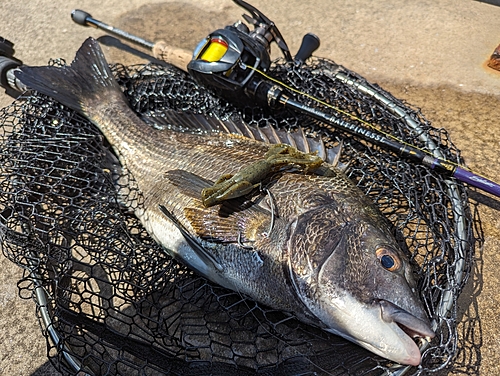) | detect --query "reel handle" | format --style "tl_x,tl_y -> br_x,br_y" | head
295,33 -> 320,63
